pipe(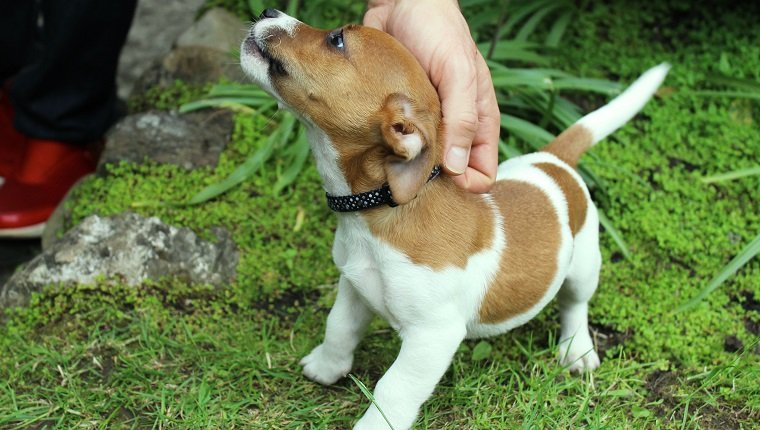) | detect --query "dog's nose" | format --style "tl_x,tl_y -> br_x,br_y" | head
259,8 -> 280,19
